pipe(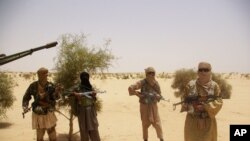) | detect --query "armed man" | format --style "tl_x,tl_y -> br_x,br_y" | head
181,62 -> 223,141
22,67 -> 61,141
128,67 -> 164,141
65,71 -> 101,141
